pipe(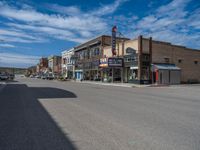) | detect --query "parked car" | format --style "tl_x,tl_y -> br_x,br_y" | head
35,75 -> 41,78
29,75 -> 34,78
9,74 -> 15,80
20,74 -> 25,77
46,73 -> 54,80
0,73 -> 9,80
41,74 -> 47,79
